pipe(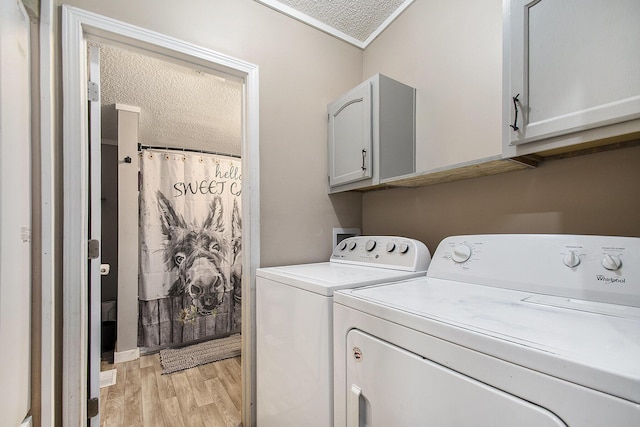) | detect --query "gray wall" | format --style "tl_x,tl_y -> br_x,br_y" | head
363,145 -> 640,254
360,0 -> 640,250
57,0 -> 365,267
364,0 -> 503,172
